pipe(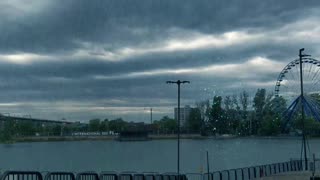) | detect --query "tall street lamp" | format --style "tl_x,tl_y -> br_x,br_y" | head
166,80 -> 190,176
299,48 -> 310,170
144,107 -> 153,124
